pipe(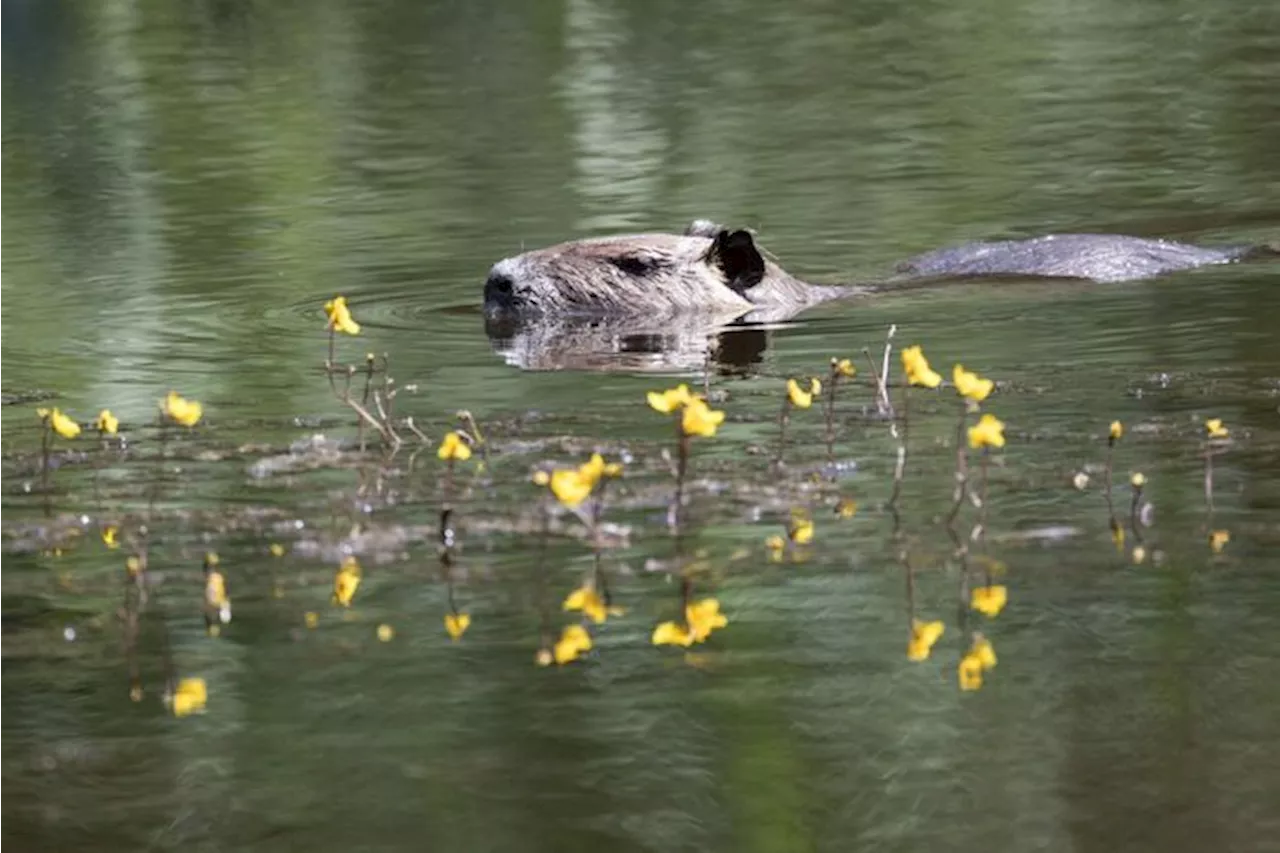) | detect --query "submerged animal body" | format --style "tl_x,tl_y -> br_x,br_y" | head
483,221 -> 1258,321
894,233 -> 1255,284
483,220 -> 1270,371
